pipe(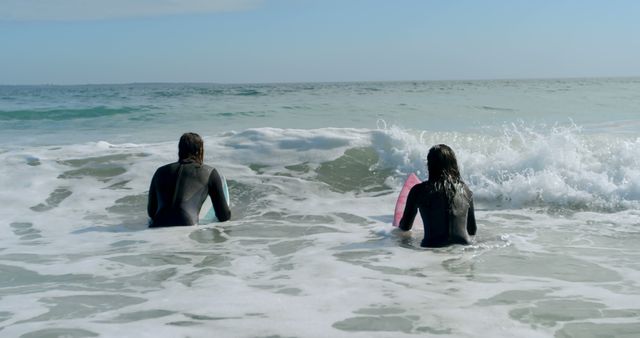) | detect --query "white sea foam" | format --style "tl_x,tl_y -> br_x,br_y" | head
372,122 -> 640,211
2,80 -> 640,337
